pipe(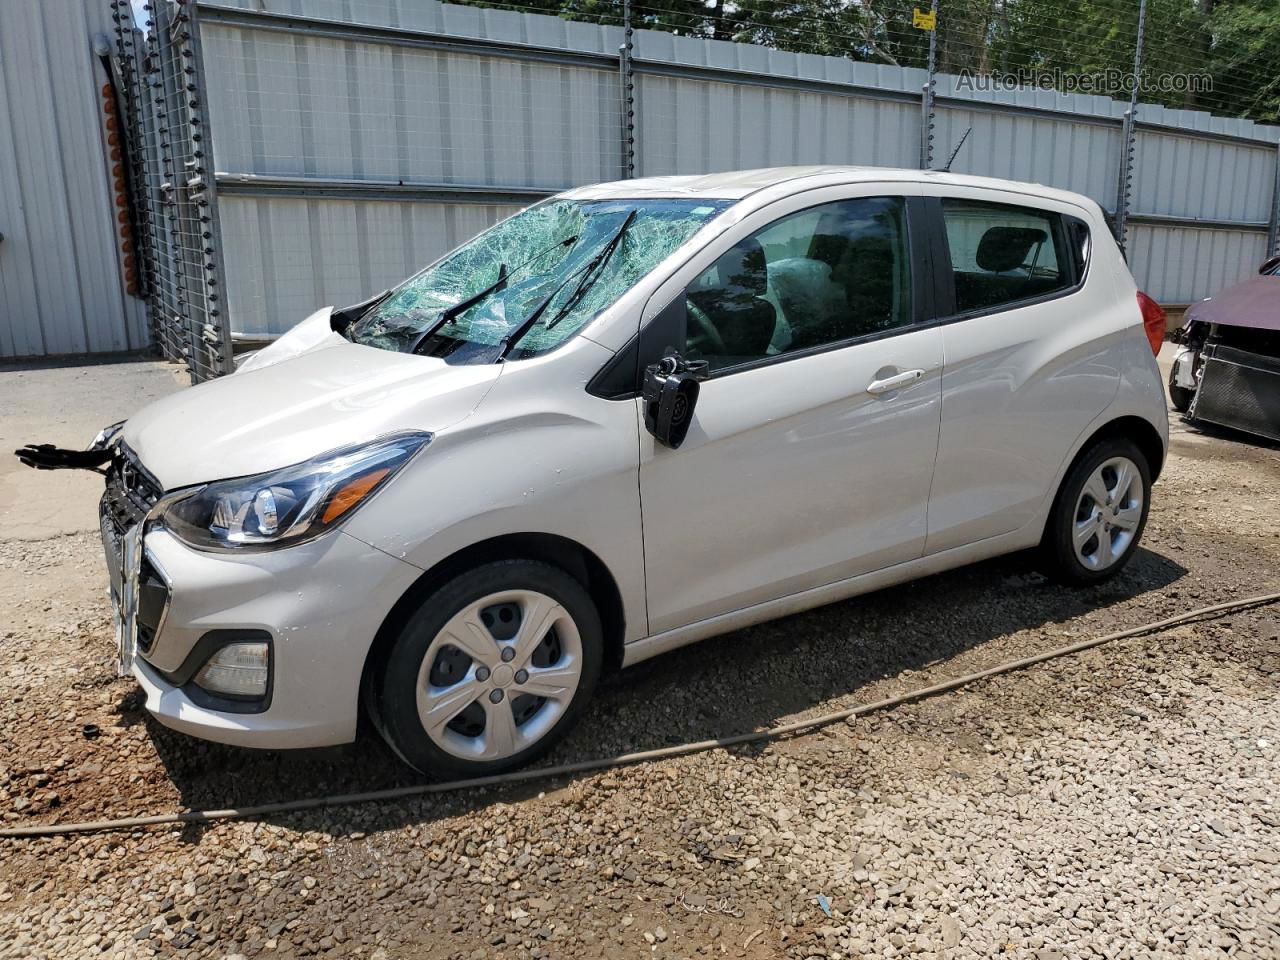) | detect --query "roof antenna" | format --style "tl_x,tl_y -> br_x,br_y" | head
941,127 -> 972,173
